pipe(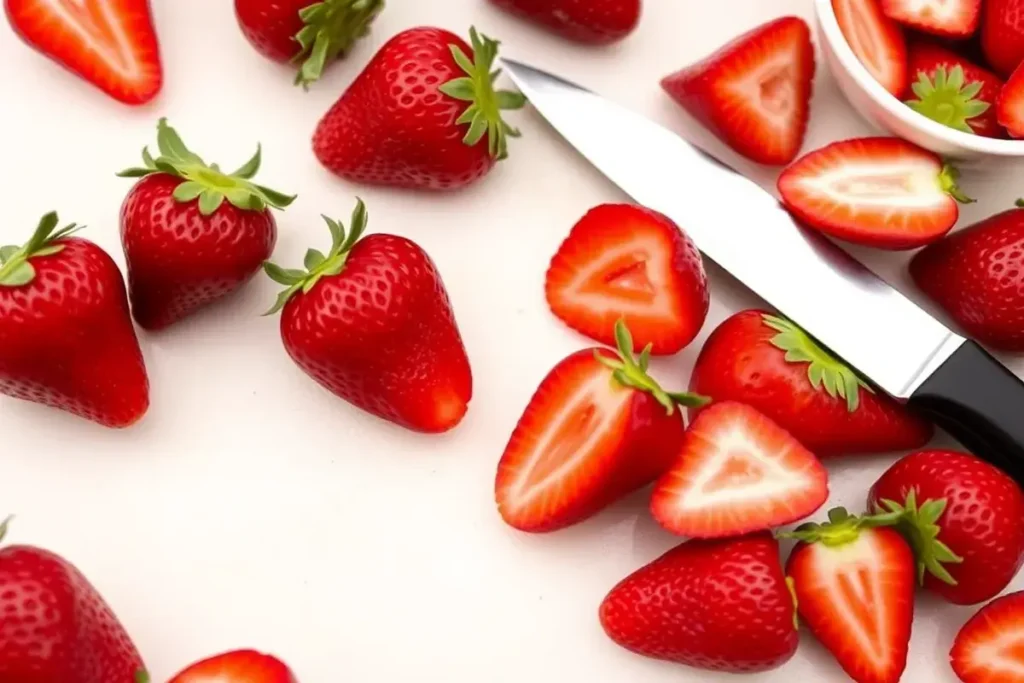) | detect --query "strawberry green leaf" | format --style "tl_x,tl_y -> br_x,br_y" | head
135,672 -> 150,683
0,212 -> 83,288
872,488 -> 963,585
938,163 -> 974,204
779,506 -> 903,547
905,65 -> 991,135
291,0 -> 384,88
